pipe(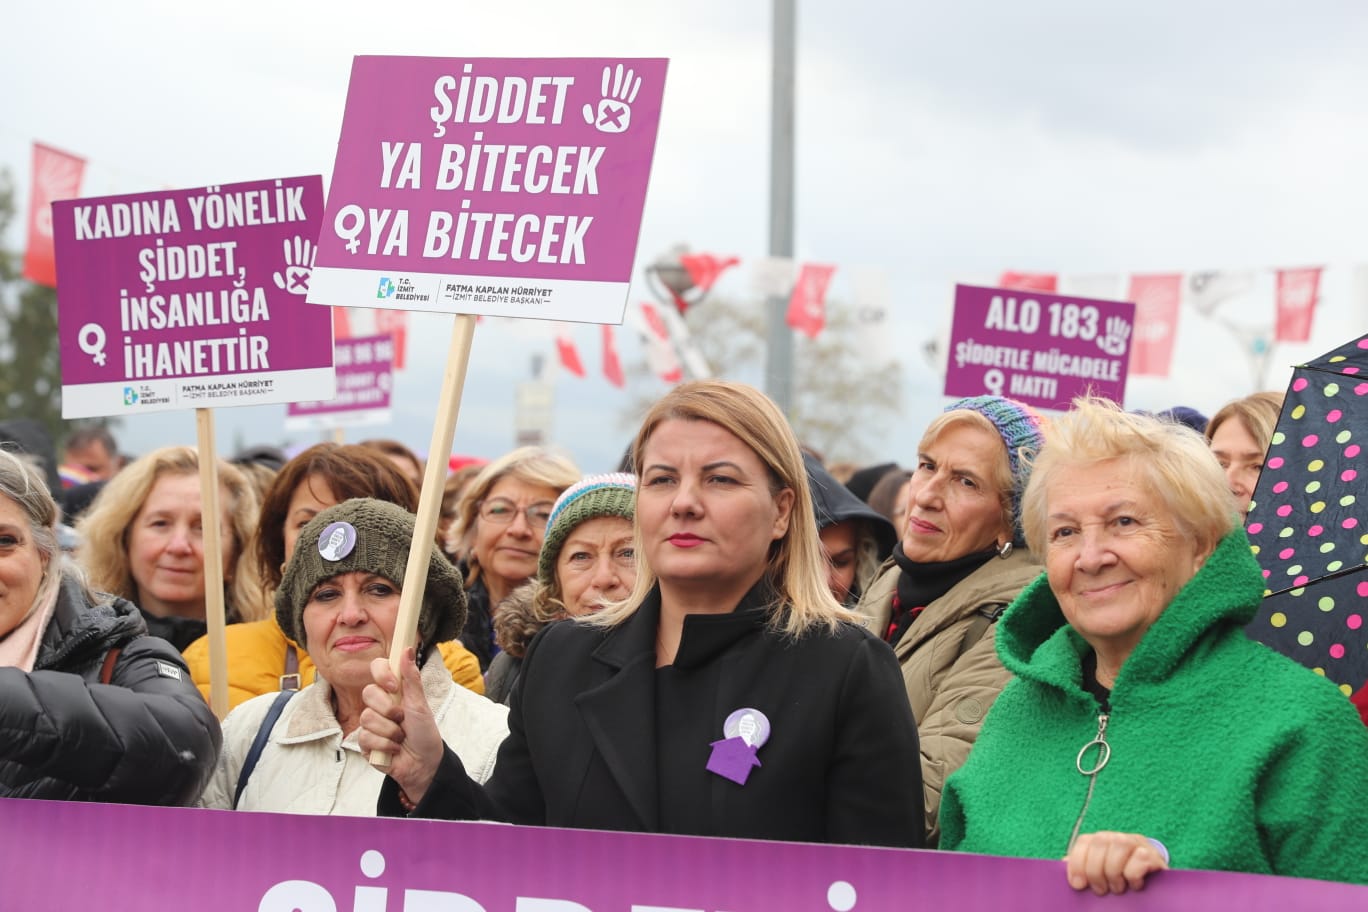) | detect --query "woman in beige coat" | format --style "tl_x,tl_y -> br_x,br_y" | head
856,396 -> 1044,843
